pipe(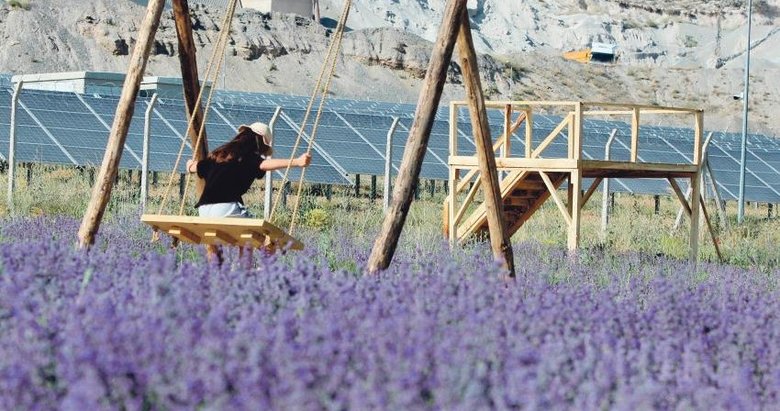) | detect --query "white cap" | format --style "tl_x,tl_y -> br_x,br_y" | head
238,122 -> 273,146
